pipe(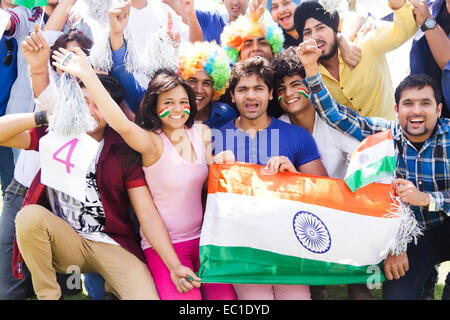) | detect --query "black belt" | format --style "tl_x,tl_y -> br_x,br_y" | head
5,178 -> 28,198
